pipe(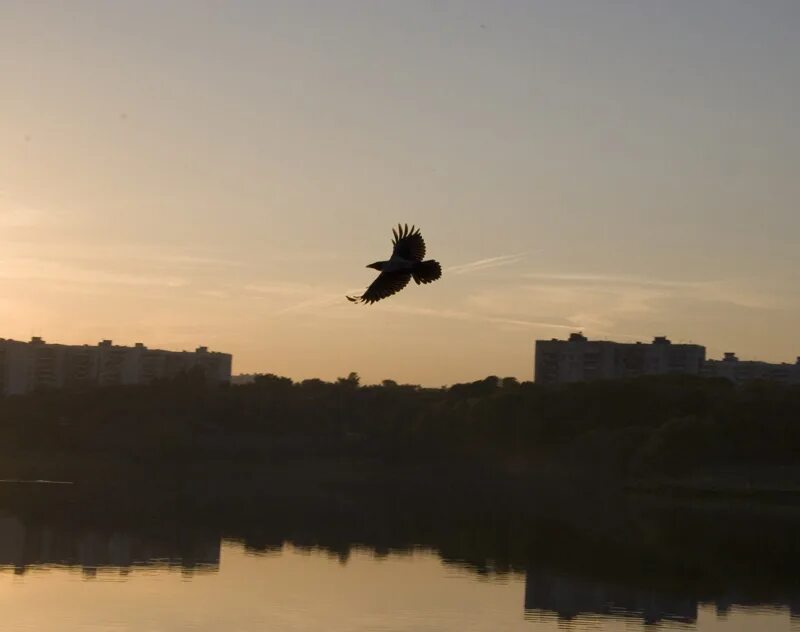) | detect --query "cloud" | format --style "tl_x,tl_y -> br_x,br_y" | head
523,271 -> 785,311
0,257 -> 187,288
144,253 -> 243,267
447,252 -> 527,275
238,281 -> 356,316
383,304 -> 579,331
197,289 -> 229,298
53,245 -> 243,269
442,269 -> 792,345
243,282 -> 316,296
0,206 -> 46,229
274,293 -> 349,315
522,272 -> 693,287
0,237 -> 244,296
458,275 -> 678,340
